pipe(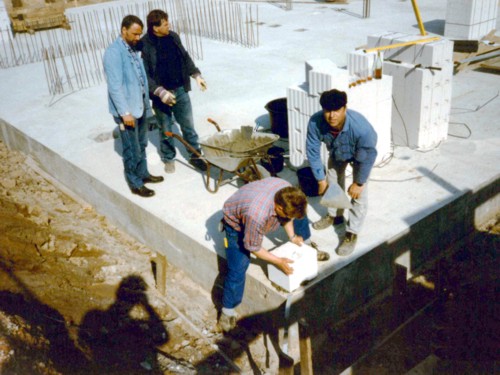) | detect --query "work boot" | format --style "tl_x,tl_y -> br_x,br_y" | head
189,155 -> 208,171
309,241 -> 330,261
312,215 -> 345,230
336,232 -> 357,256
164,161 -> 175,174
312,214 -> 334,230
218,312 -> 237,333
